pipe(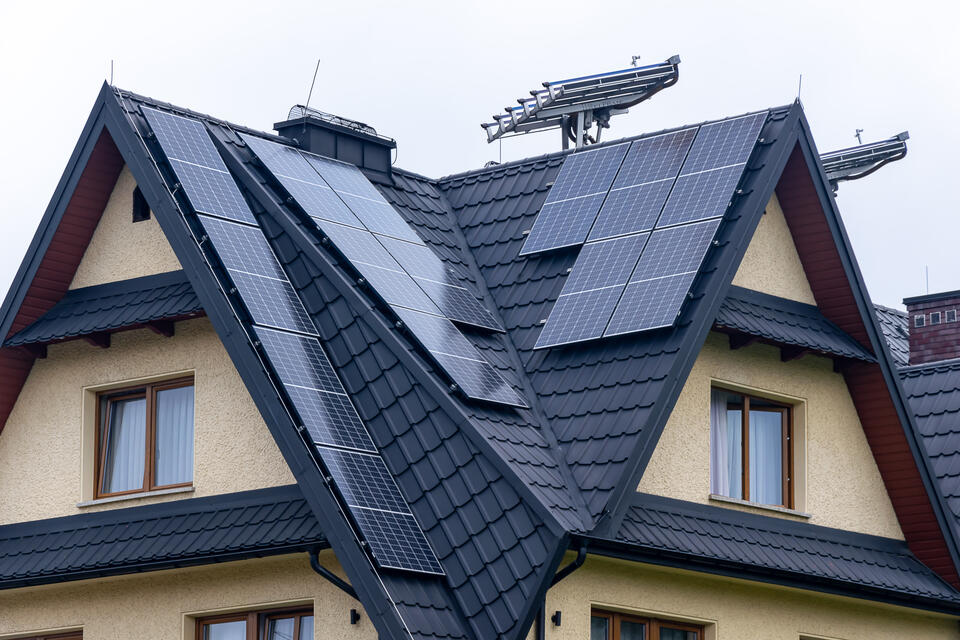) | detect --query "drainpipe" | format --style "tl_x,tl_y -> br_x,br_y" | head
537,541 -> 588,640
309,547 -> 358,600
